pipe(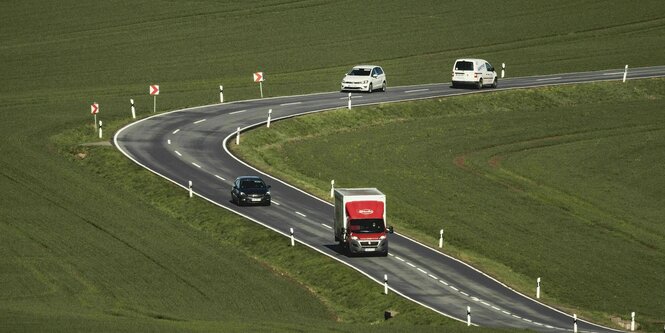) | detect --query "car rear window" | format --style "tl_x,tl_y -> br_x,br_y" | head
454,61 -> 474,71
